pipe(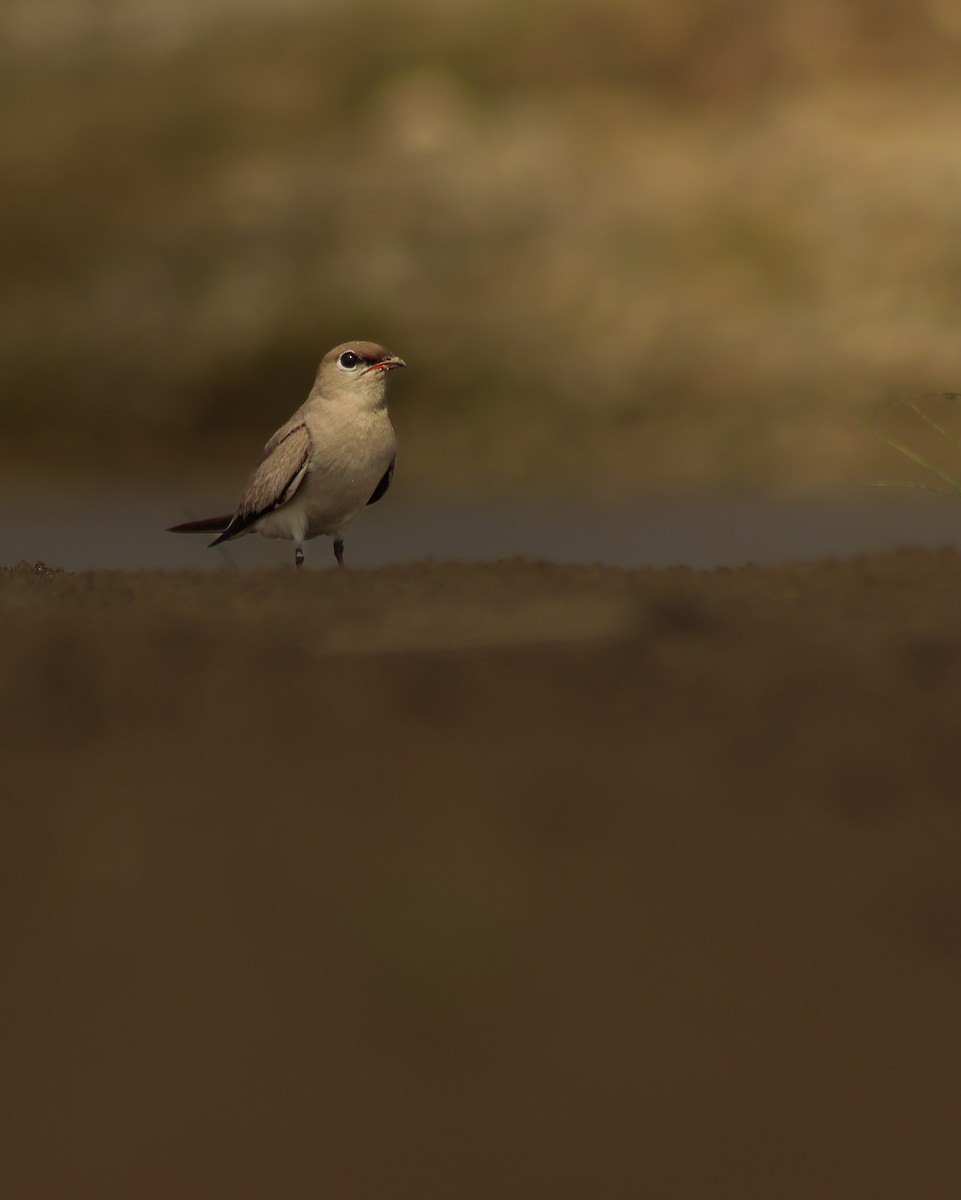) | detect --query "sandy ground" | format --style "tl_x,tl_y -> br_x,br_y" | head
4,551 -> 961,1198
